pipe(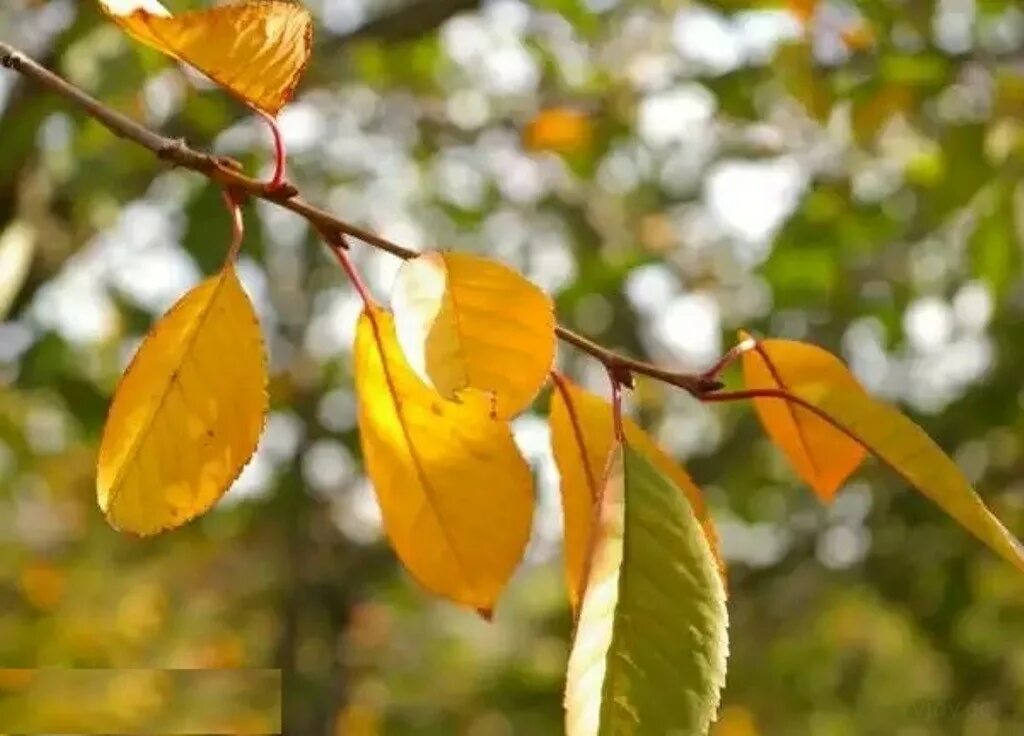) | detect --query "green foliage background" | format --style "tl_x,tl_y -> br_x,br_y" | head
1,0 -> 1023,733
